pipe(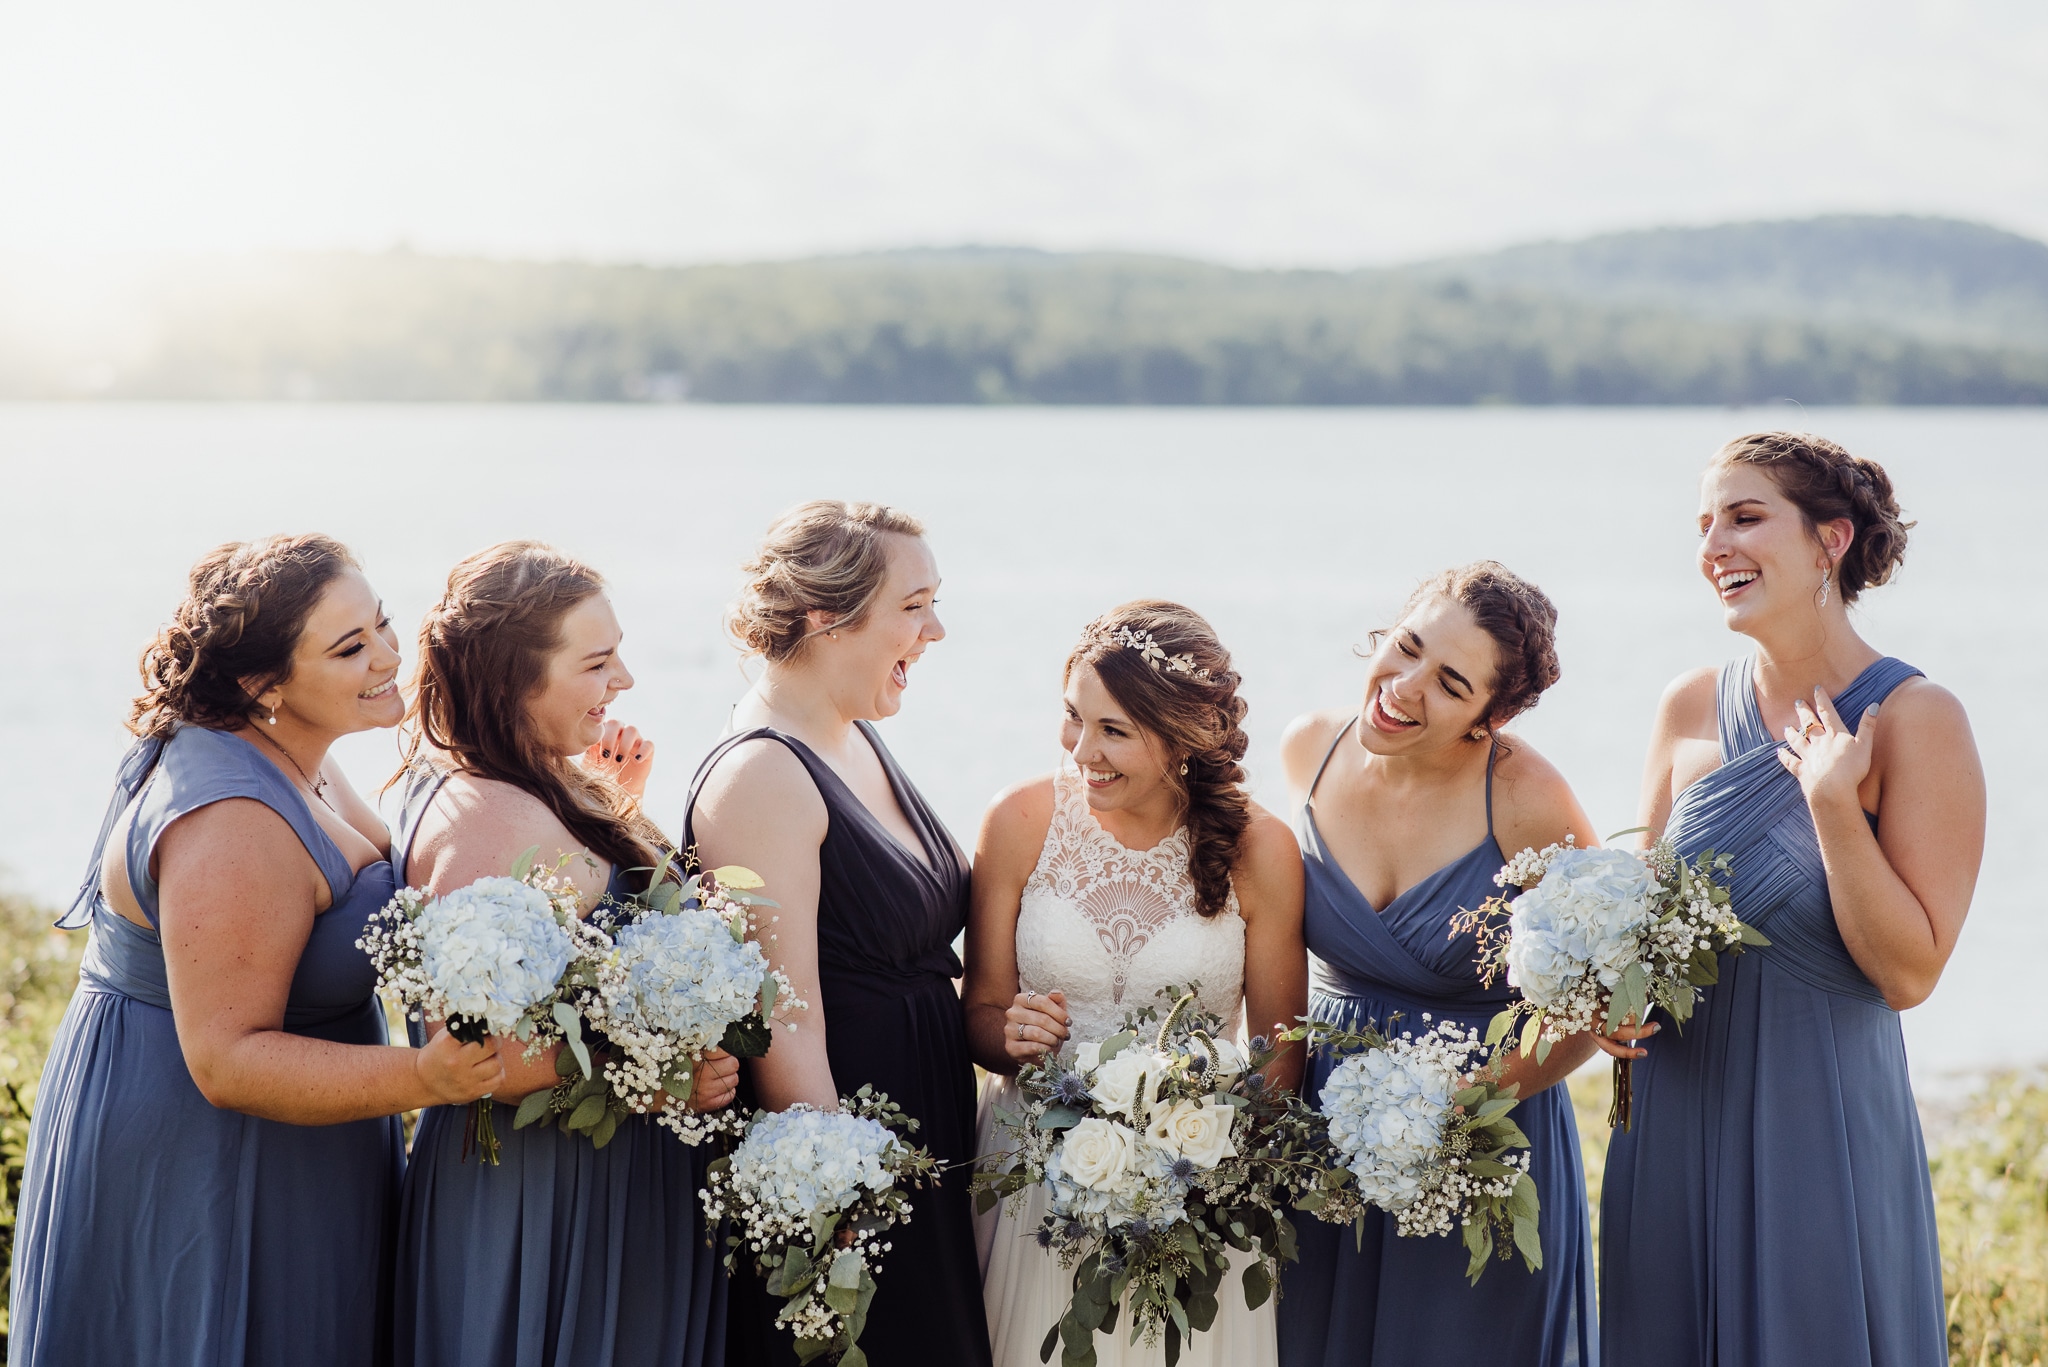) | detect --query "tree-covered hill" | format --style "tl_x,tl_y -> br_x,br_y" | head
3,216 -> 2045,403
